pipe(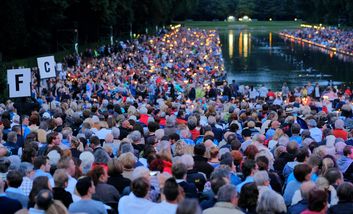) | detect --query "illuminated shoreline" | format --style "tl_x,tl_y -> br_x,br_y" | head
279,33 -> 353,57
